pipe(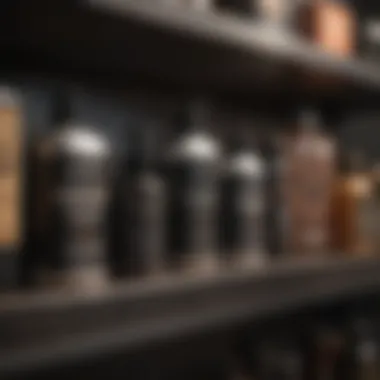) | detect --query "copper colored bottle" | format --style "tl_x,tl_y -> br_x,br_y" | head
299,0 -> 356,57
284,110 -> 335,257
329,153 -> 375,257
